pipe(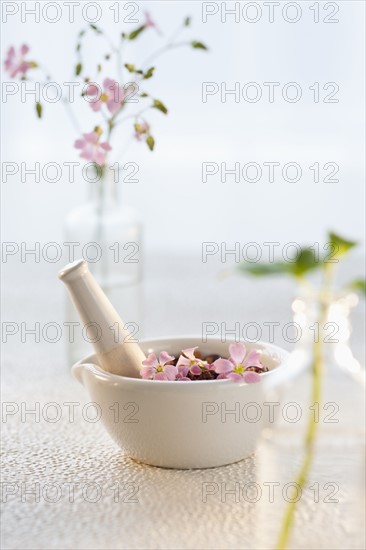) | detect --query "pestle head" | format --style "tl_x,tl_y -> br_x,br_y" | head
58,259 -> 88,282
